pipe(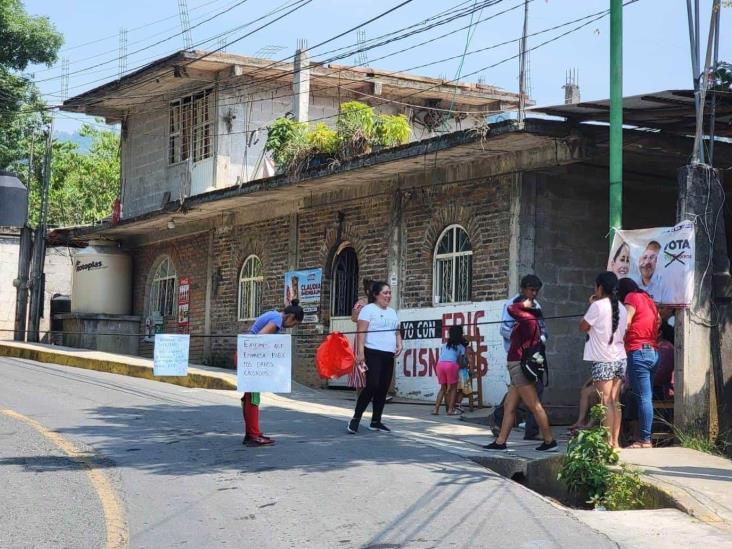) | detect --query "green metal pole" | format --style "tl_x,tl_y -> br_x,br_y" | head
609,0 -> 623,245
